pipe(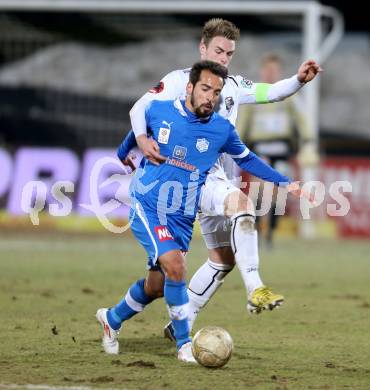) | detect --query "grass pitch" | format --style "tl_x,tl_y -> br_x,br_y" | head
0,232 -> 369,390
